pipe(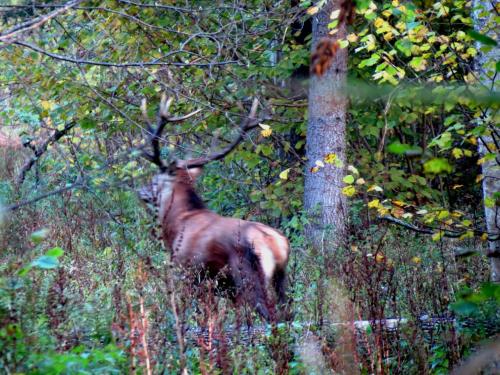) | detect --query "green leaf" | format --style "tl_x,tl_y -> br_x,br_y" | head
424,158 -> 453,174
343,175 -> 355,184
450,300 -> 478,316
484,197 -> 495,208
81,117 -> 97,130
467,30 -> 497,46
395,39 -> 412,57
45,247 -> 64,258
31,256 -> 59,269
387,141 -> 422,156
